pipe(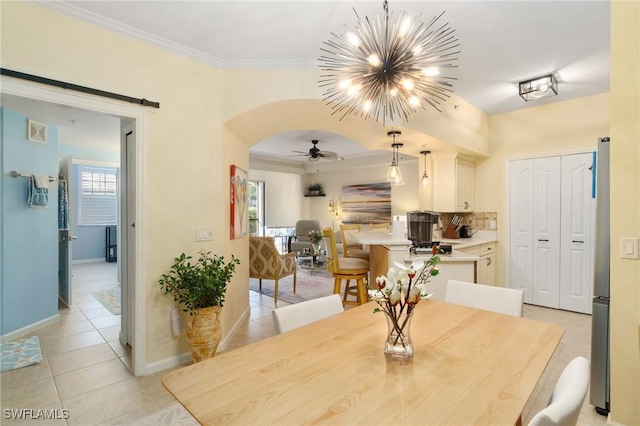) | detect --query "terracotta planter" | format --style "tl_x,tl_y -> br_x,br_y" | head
185,306 -> 222,362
